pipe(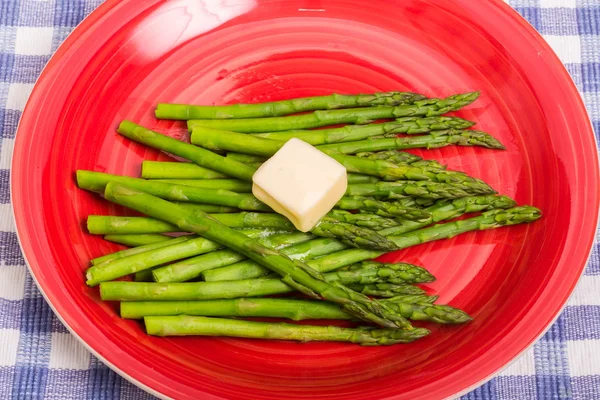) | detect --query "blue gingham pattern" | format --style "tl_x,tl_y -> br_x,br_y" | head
0,0 -> 598,398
